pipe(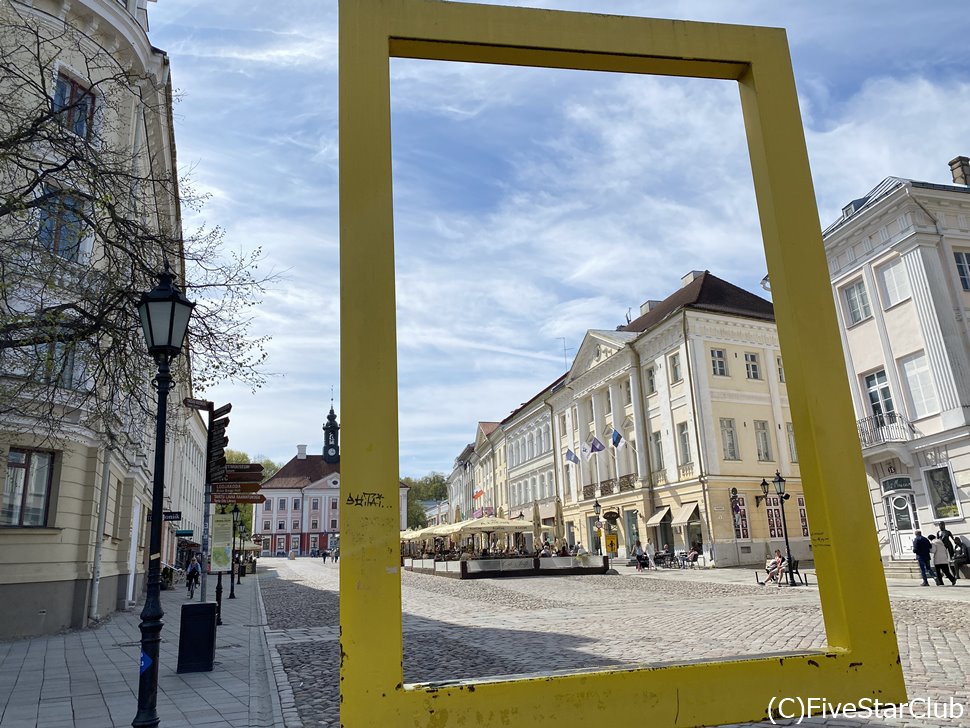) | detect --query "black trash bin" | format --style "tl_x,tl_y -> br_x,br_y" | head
239,563 -> 247,577
177,602 -> 217,673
